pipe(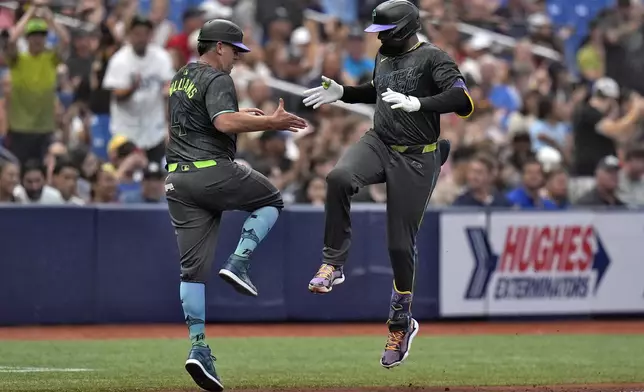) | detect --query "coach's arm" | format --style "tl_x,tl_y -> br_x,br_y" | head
209,76 -> 307,134
214,111 -> 302,134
